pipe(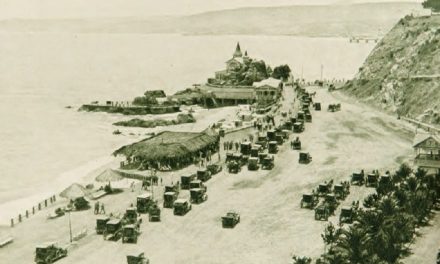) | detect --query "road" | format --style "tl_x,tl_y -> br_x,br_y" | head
0,86 -> 417,264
